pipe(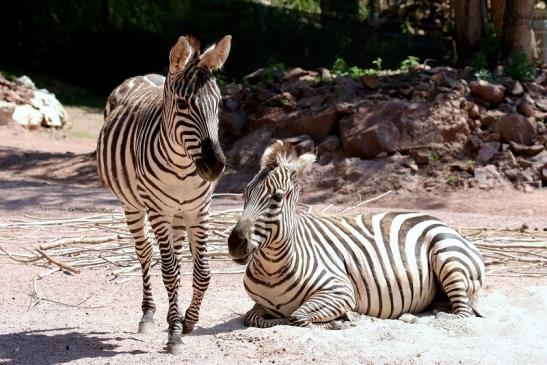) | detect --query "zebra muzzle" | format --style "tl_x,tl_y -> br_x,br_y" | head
195,138 -> 225,181
228,224 -> 254,264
